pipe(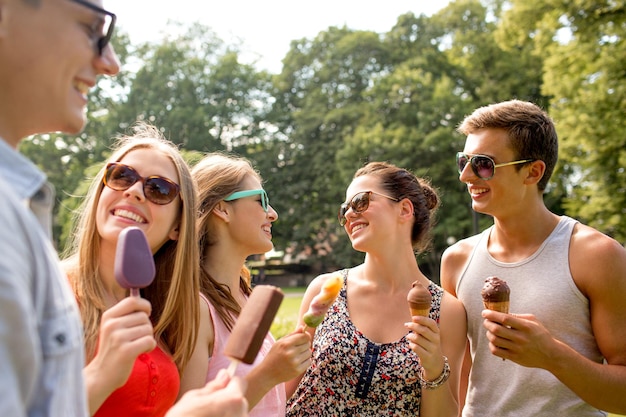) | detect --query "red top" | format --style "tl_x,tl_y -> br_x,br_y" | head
94,346 -> 179,417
